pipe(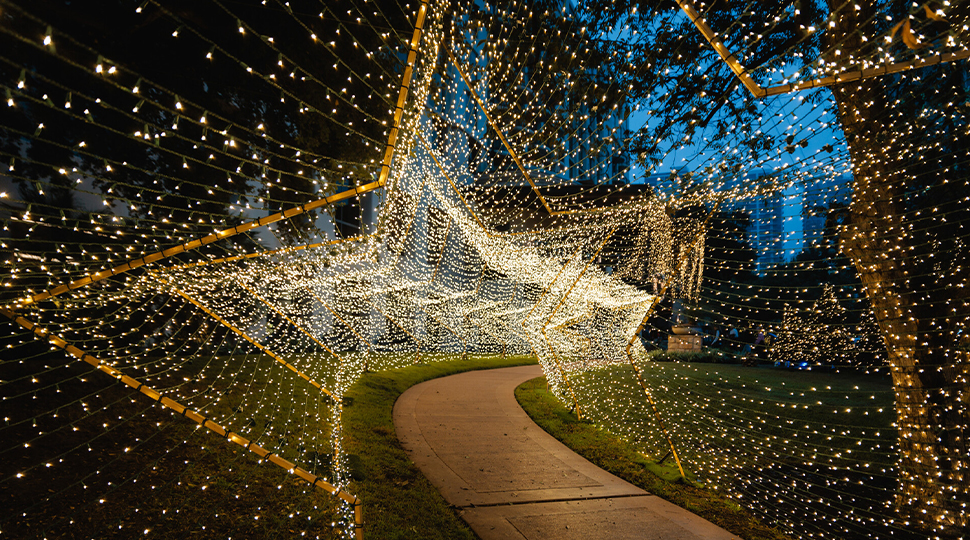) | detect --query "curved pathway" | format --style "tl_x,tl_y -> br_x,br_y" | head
394,364 -> 738,540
